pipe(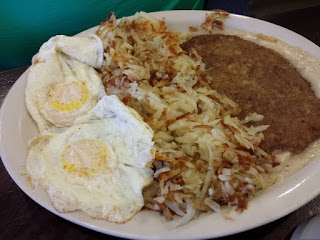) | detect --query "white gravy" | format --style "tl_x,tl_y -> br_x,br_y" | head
205,29 -> 320,182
